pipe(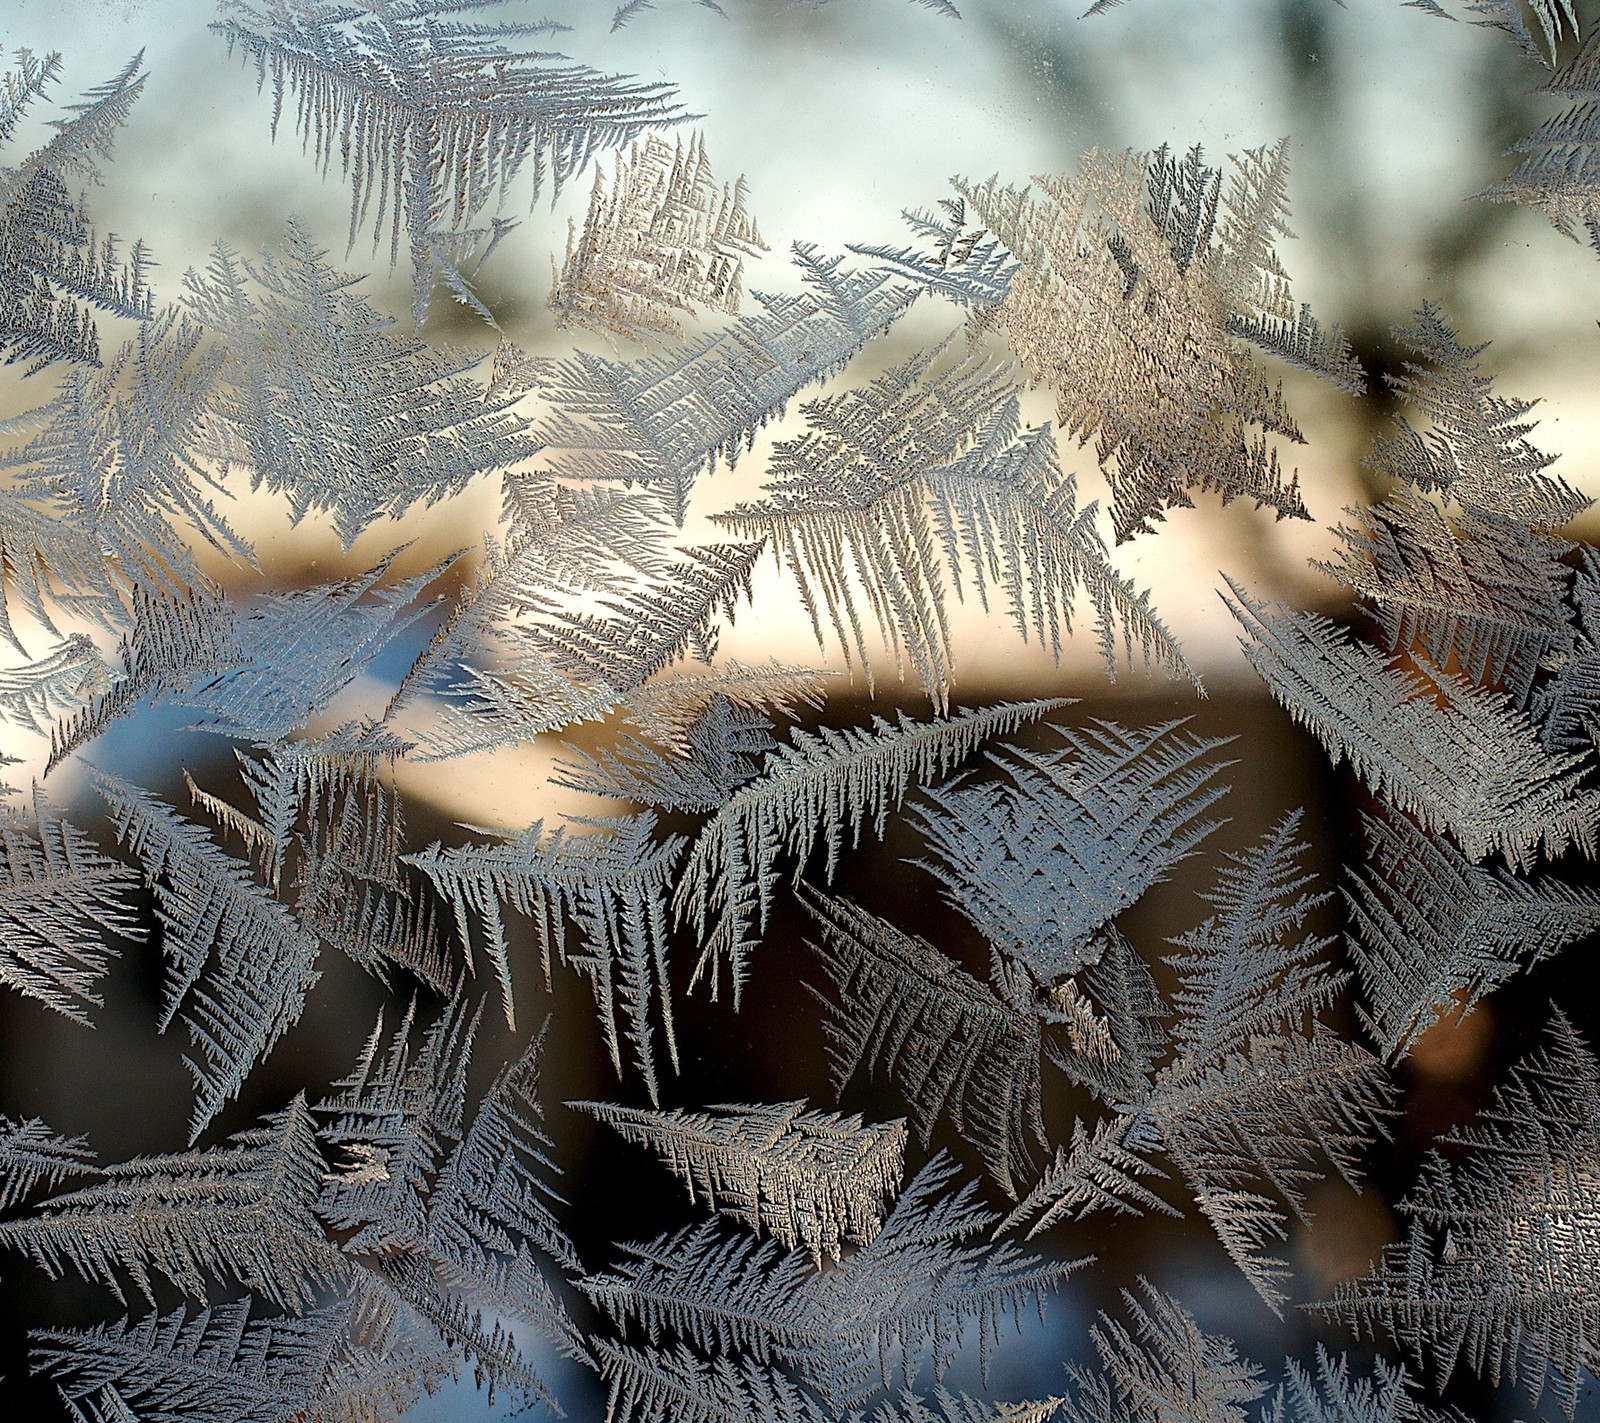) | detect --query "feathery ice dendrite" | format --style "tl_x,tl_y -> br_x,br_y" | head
0,1095 -> 342,1311
184,223 -> 538,551
574,1099 -> 907,1263
552,694 -> 783,813
1483,24 -> 1600,248
718,341 -> 1198,705
581,1150 -> 1081,1419
1344,807 -> 1600,1060
19,1006 -> 578,1418
801,883 -> 1051,1199
1362,305 -> 1587,531
0,48 -> 151,374
878,141 -> 1360,542
550,131 -> 766,346
1227,587 -> 1600,871
1008,814 -> 1392,1313
676,697 -> 1076,1004
212,0 -> 687,319
407,814 -> 686,1100
911,717 -> 1232,998
533,242 -> 913,523
1322,1012 -> 1600,1415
